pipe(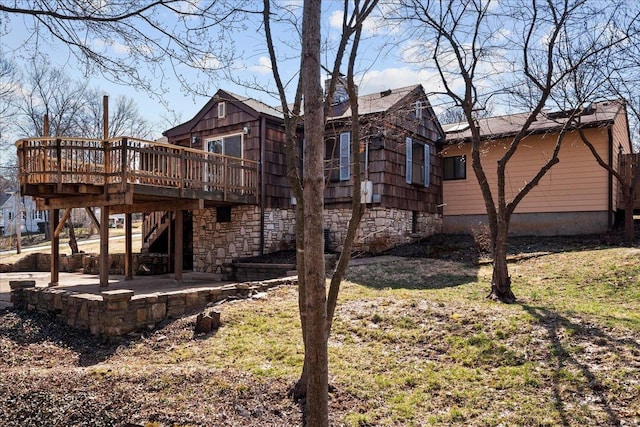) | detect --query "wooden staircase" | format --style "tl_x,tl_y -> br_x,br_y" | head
142,211 -> 172,253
